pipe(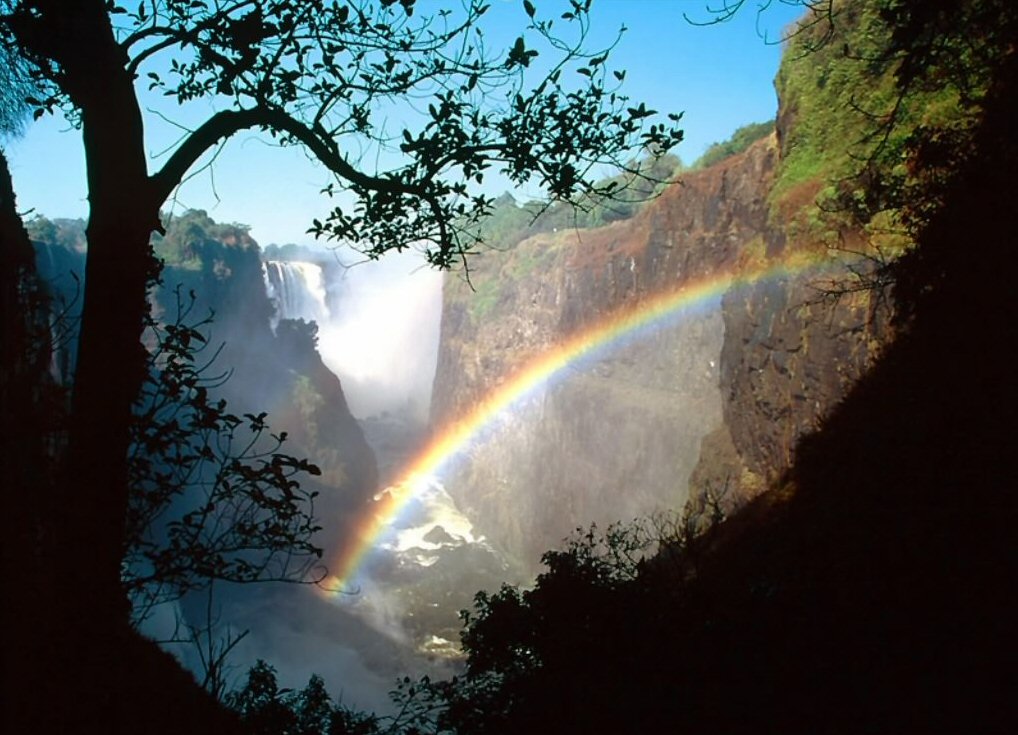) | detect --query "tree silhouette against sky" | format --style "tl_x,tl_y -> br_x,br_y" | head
0,3 -> 681,726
